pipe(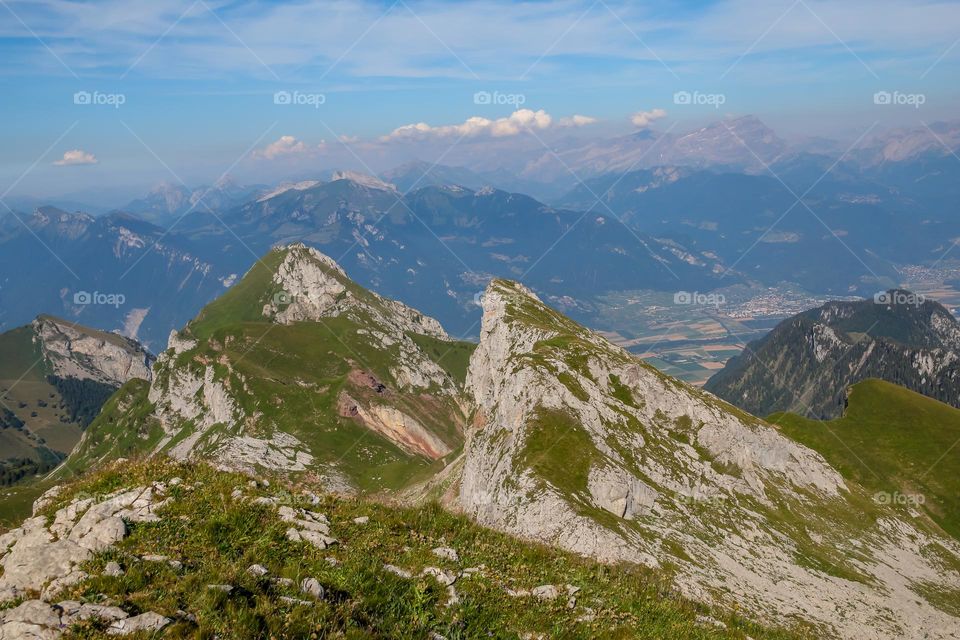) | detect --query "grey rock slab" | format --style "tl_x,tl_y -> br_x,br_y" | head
106,612 -> 172,635
300,578 -> 324,599
431,547 -> 459,562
